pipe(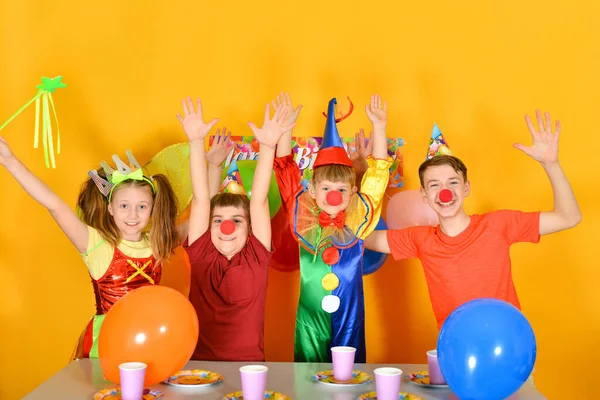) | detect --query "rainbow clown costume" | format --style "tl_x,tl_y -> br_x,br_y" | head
274,98 -> 392,363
